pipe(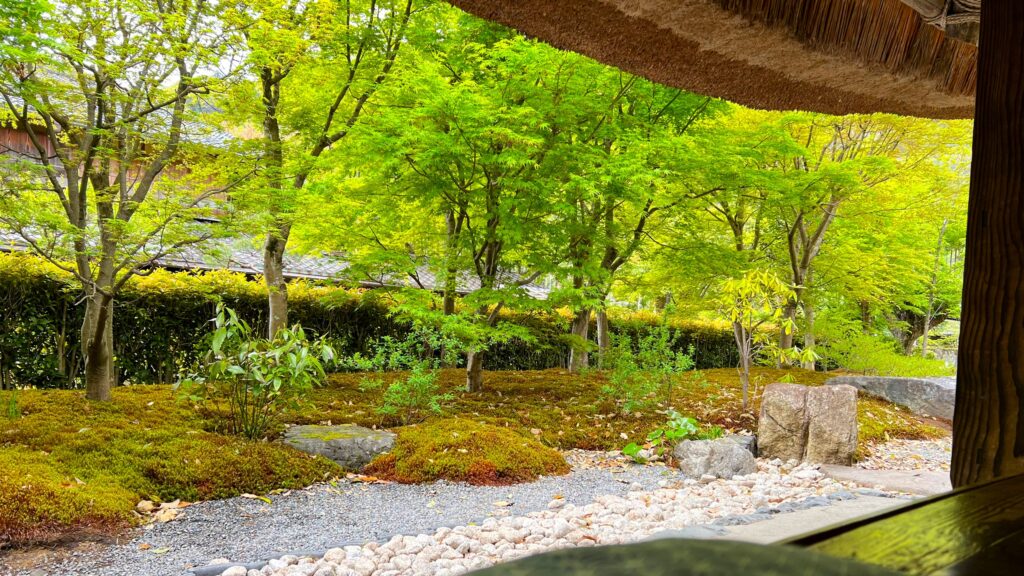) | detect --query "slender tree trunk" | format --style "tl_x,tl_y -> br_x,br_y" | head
568,308 -> 591,372
802,300 -> 816,371
778,302 -> 797,367
82,291 -> 115,401
596,308 -> 611,366
466,349 -> 484,392
923,218 -> 950,358
952,0 -> 1024,488
733,321 -> 750,410
264,229 -> 290,337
